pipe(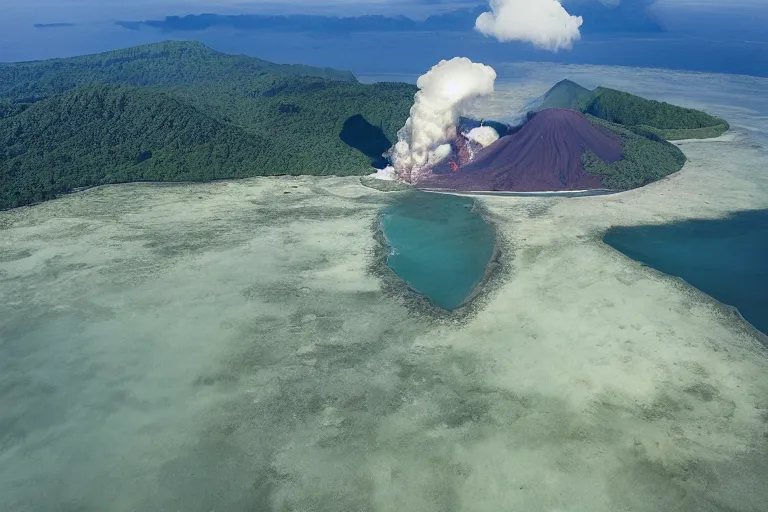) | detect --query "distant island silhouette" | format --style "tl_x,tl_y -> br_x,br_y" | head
33,23 -> 76,29
113,3 -> 664,35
